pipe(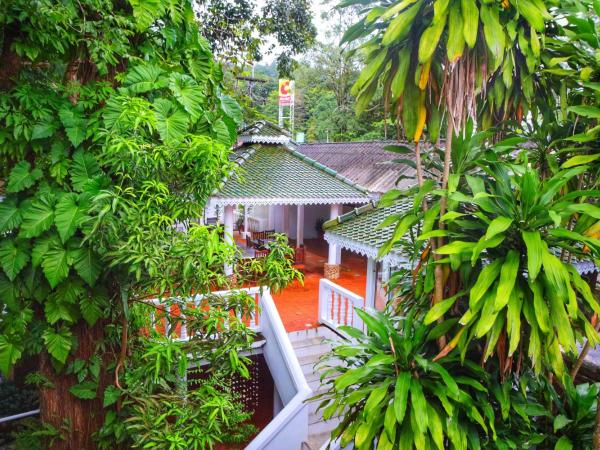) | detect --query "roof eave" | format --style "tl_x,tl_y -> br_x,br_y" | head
324,231 -> 408,267
210,196 -> 371,206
